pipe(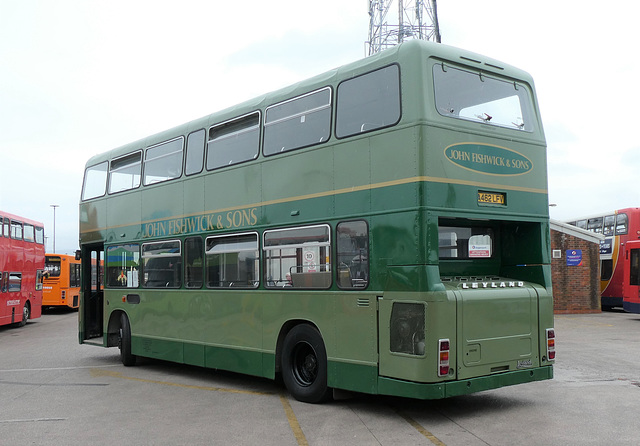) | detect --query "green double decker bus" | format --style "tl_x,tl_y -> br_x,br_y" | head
79,40 -> 554,403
